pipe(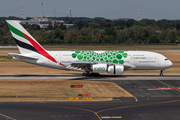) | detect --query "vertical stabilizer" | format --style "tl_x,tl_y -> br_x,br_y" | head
6,20 -> 46,54
6,20 -> 58,63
